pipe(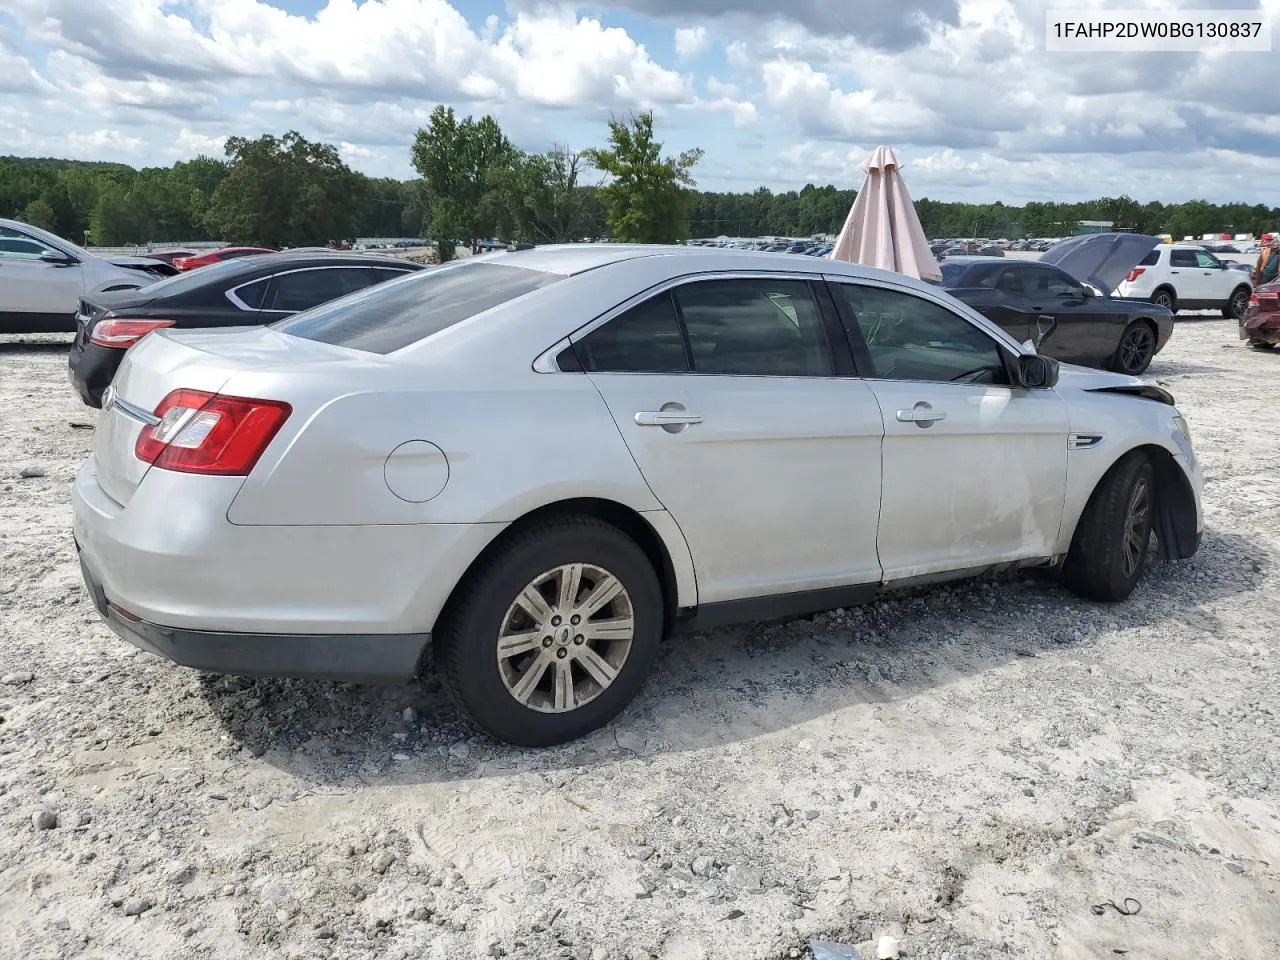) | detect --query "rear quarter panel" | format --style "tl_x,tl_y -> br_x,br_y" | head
223,366 -> 663,526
